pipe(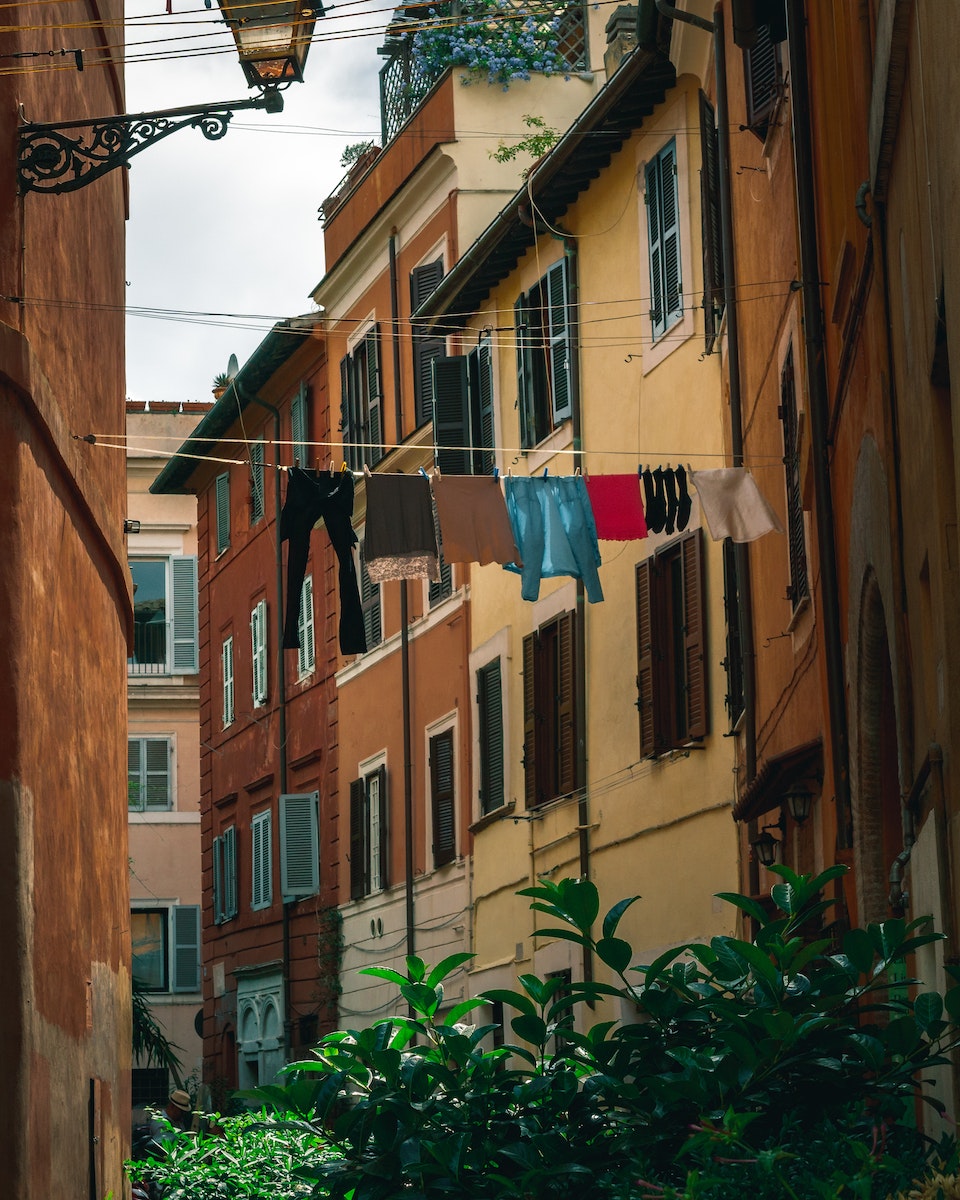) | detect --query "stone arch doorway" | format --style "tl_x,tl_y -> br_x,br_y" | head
852,569 -> 903,926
